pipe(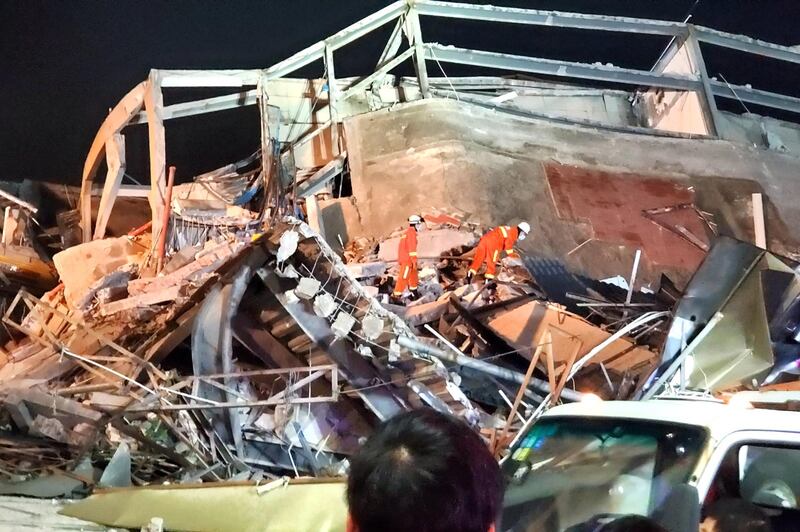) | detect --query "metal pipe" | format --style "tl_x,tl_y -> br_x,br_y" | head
396,335 -> 584,402
156,165 -> 176,273
127,220 -> 152,237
